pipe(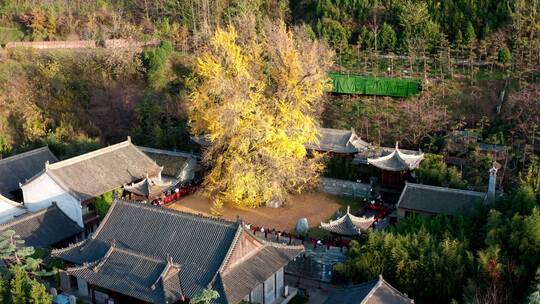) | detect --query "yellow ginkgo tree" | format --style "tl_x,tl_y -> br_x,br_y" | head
189,20 -> 333,214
